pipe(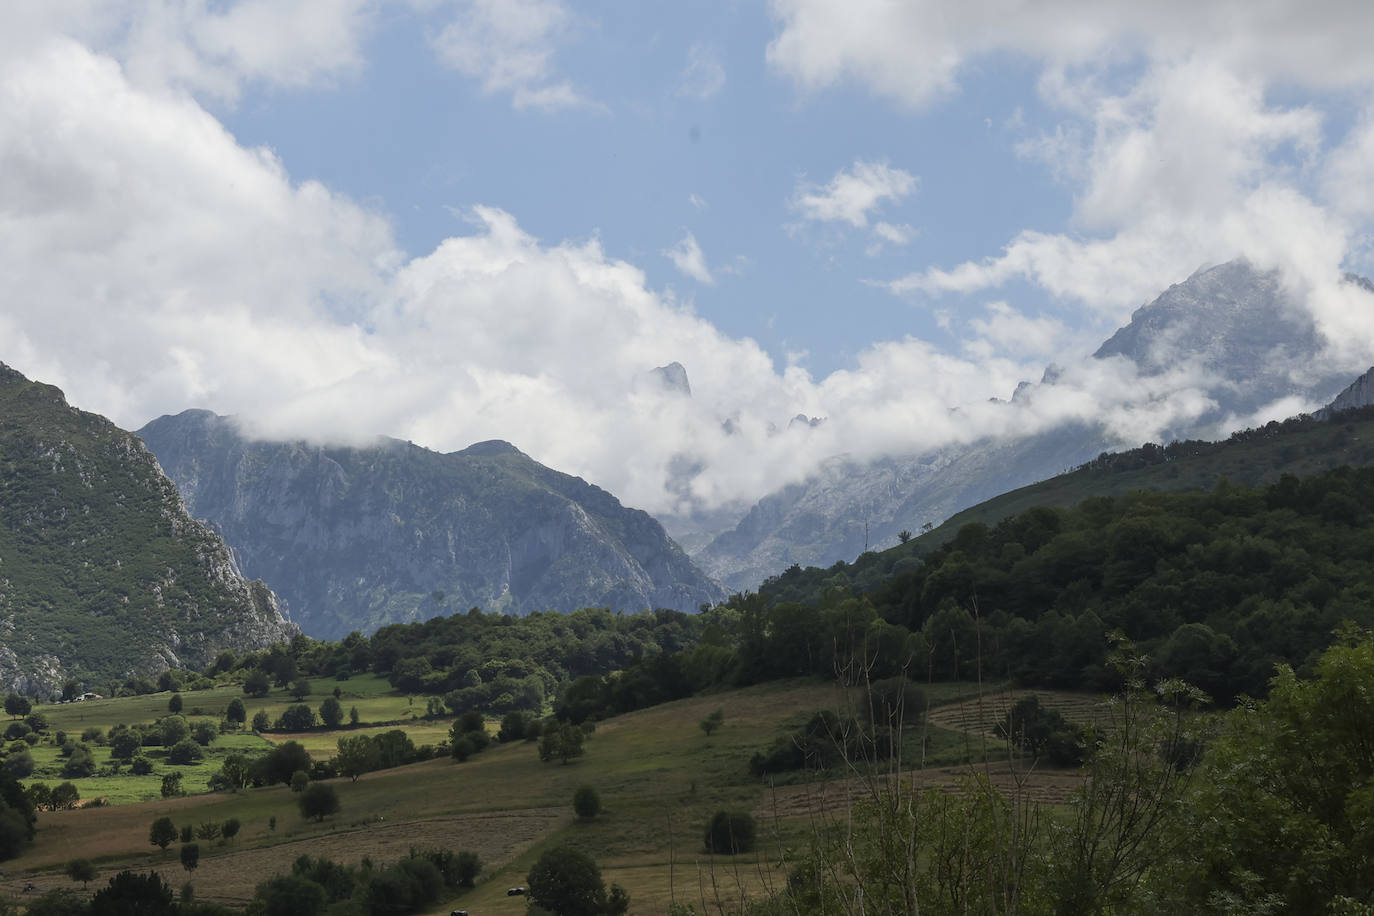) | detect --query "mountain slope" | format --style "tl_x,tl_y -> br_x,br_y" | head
698,260 -> 1362,592
0,364 -> 295,696
137,411 -> 726,639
